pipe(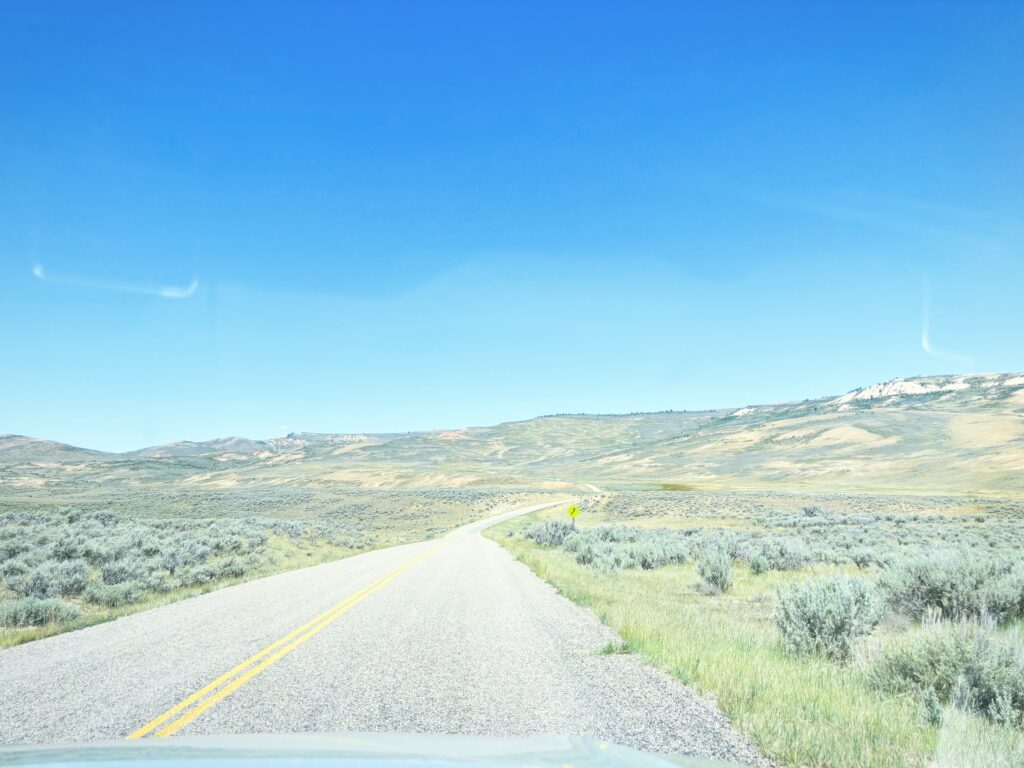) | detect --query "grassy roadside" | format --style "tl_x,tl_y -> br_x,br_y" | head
486,510 -> 941,768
